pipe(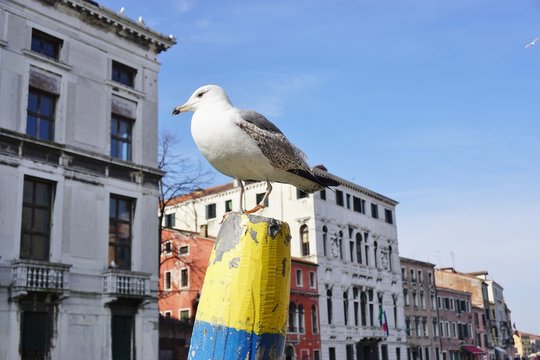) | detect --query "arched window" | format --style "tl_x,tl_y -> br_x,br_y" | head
374,241 -> 378,268
327,289 -> 333,324
311,305 -> 319,334
355,233 -> 363,264
288,302 -> 297,332
361,291 -> 367,326
298,305 -> 305,333
343,291 -> 349,325
285,345 -> 295,360
300,225 -> 309,256
322,226 -> 328,257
